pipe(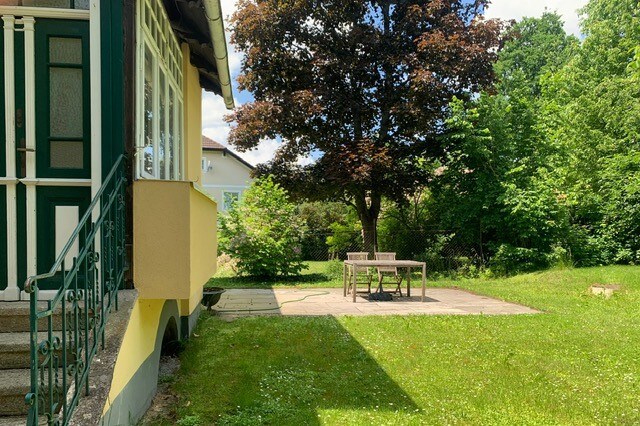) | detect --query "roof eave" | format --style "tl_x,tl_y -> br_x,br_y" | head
203,147 -> 255,170
202,0 -> 235,110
